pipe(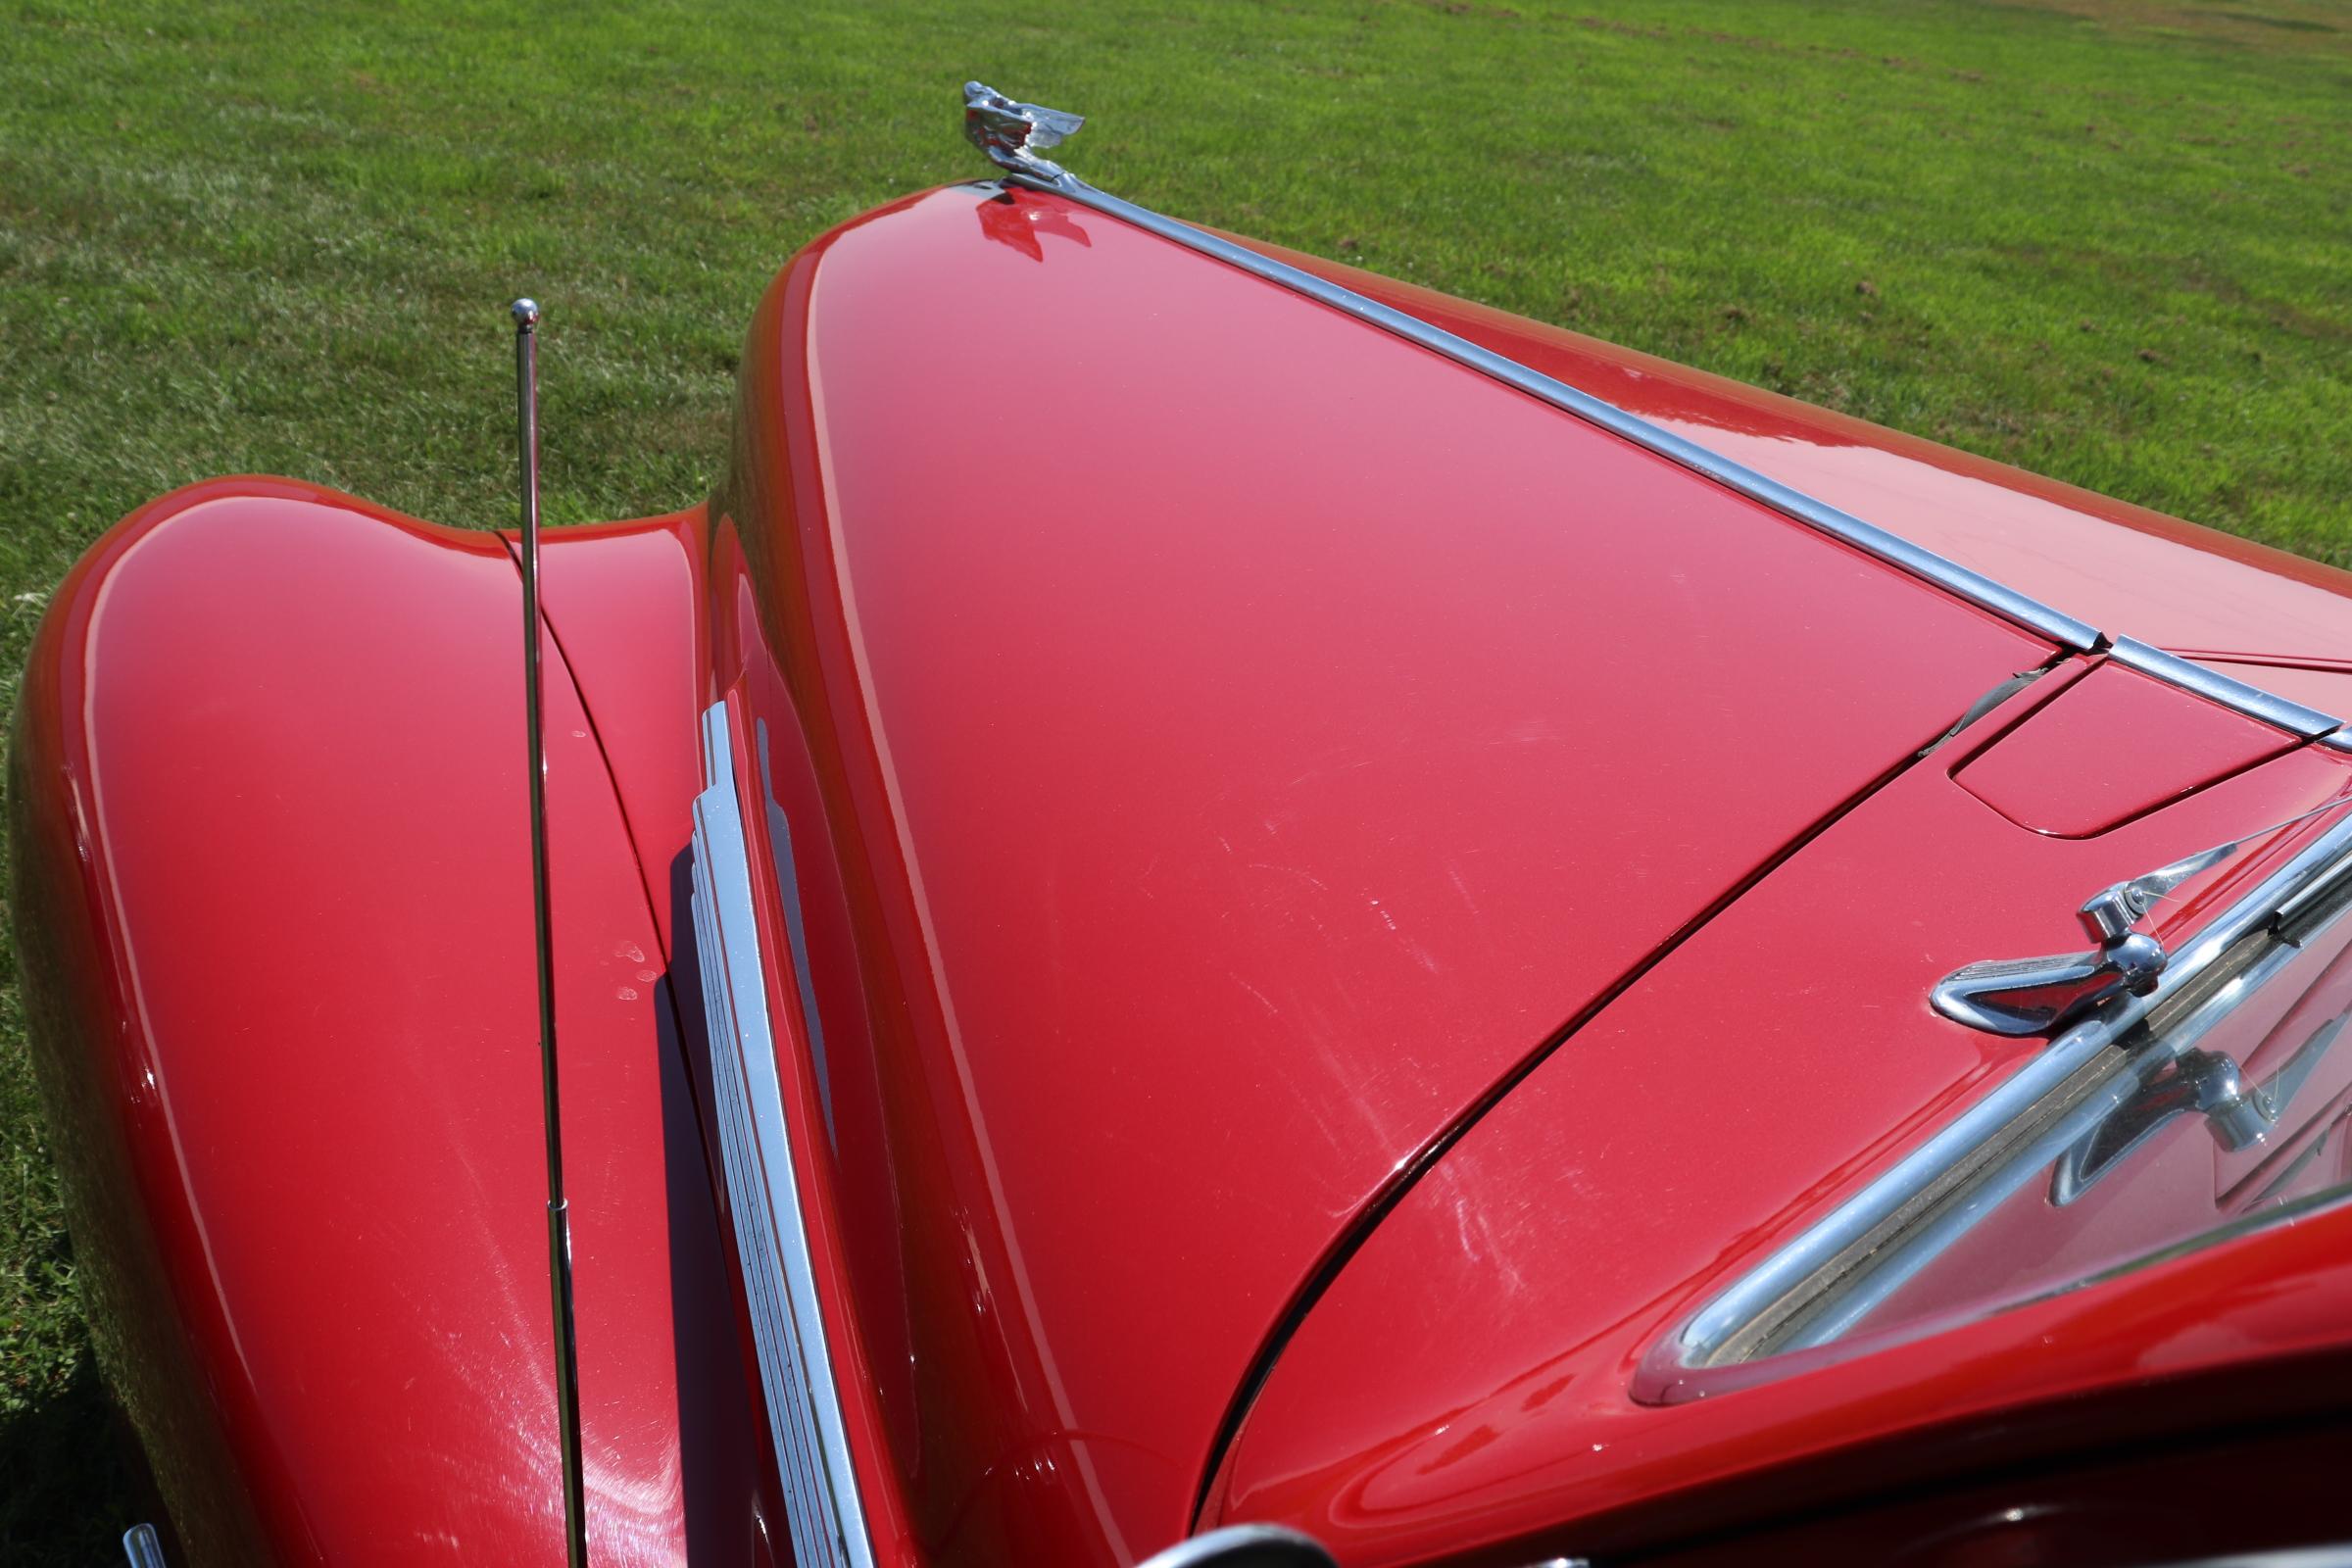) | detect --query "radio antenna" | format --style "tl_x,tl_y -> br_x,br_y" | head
513,296 -> 590,1568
